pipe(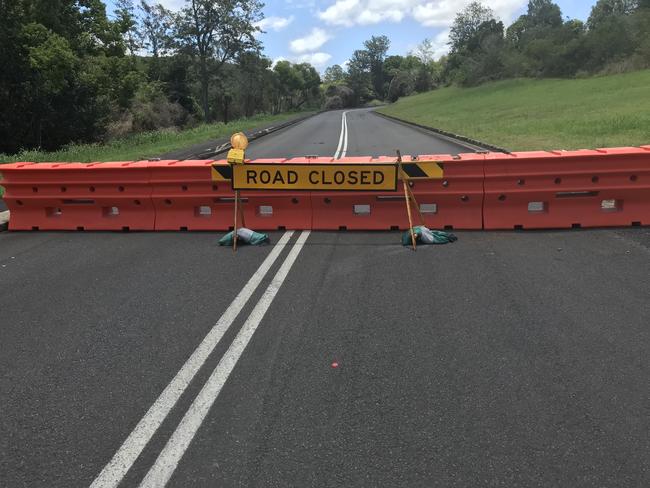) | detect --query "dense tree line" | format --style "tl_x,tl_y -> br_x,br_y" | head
2,0 -> 648,153
323,0 -> 650,107
0,0 -> 321,154
323,35 -> 445,108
